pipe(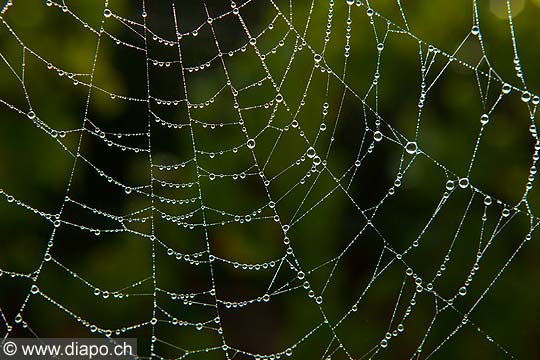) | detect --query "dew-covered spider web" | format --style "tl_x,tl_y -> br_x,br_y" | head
1,0 -> 540,359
